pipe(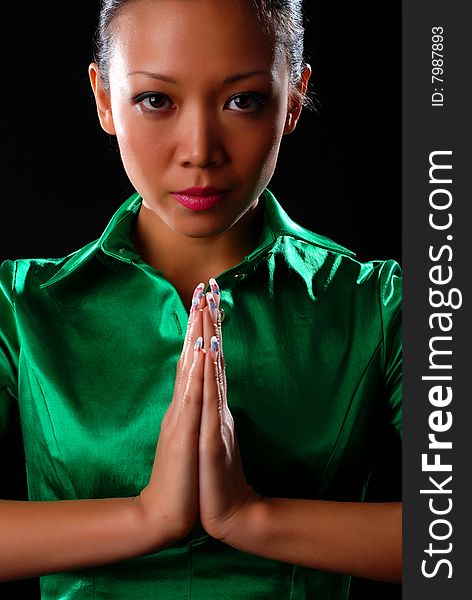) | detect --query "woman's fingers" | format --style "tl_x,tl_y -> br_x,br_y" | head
141,301 -> 206,544
208,279 -> 226,379
177,329 -> 206,434
184,281 -> 205,360
171,308 -> 204,434
206,290 -> 226,397
209,277 -> 220,308
201,306 -> 225,437
216,306 -> 227,397
174,282 -> 205,396
199,303 -> 256,539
